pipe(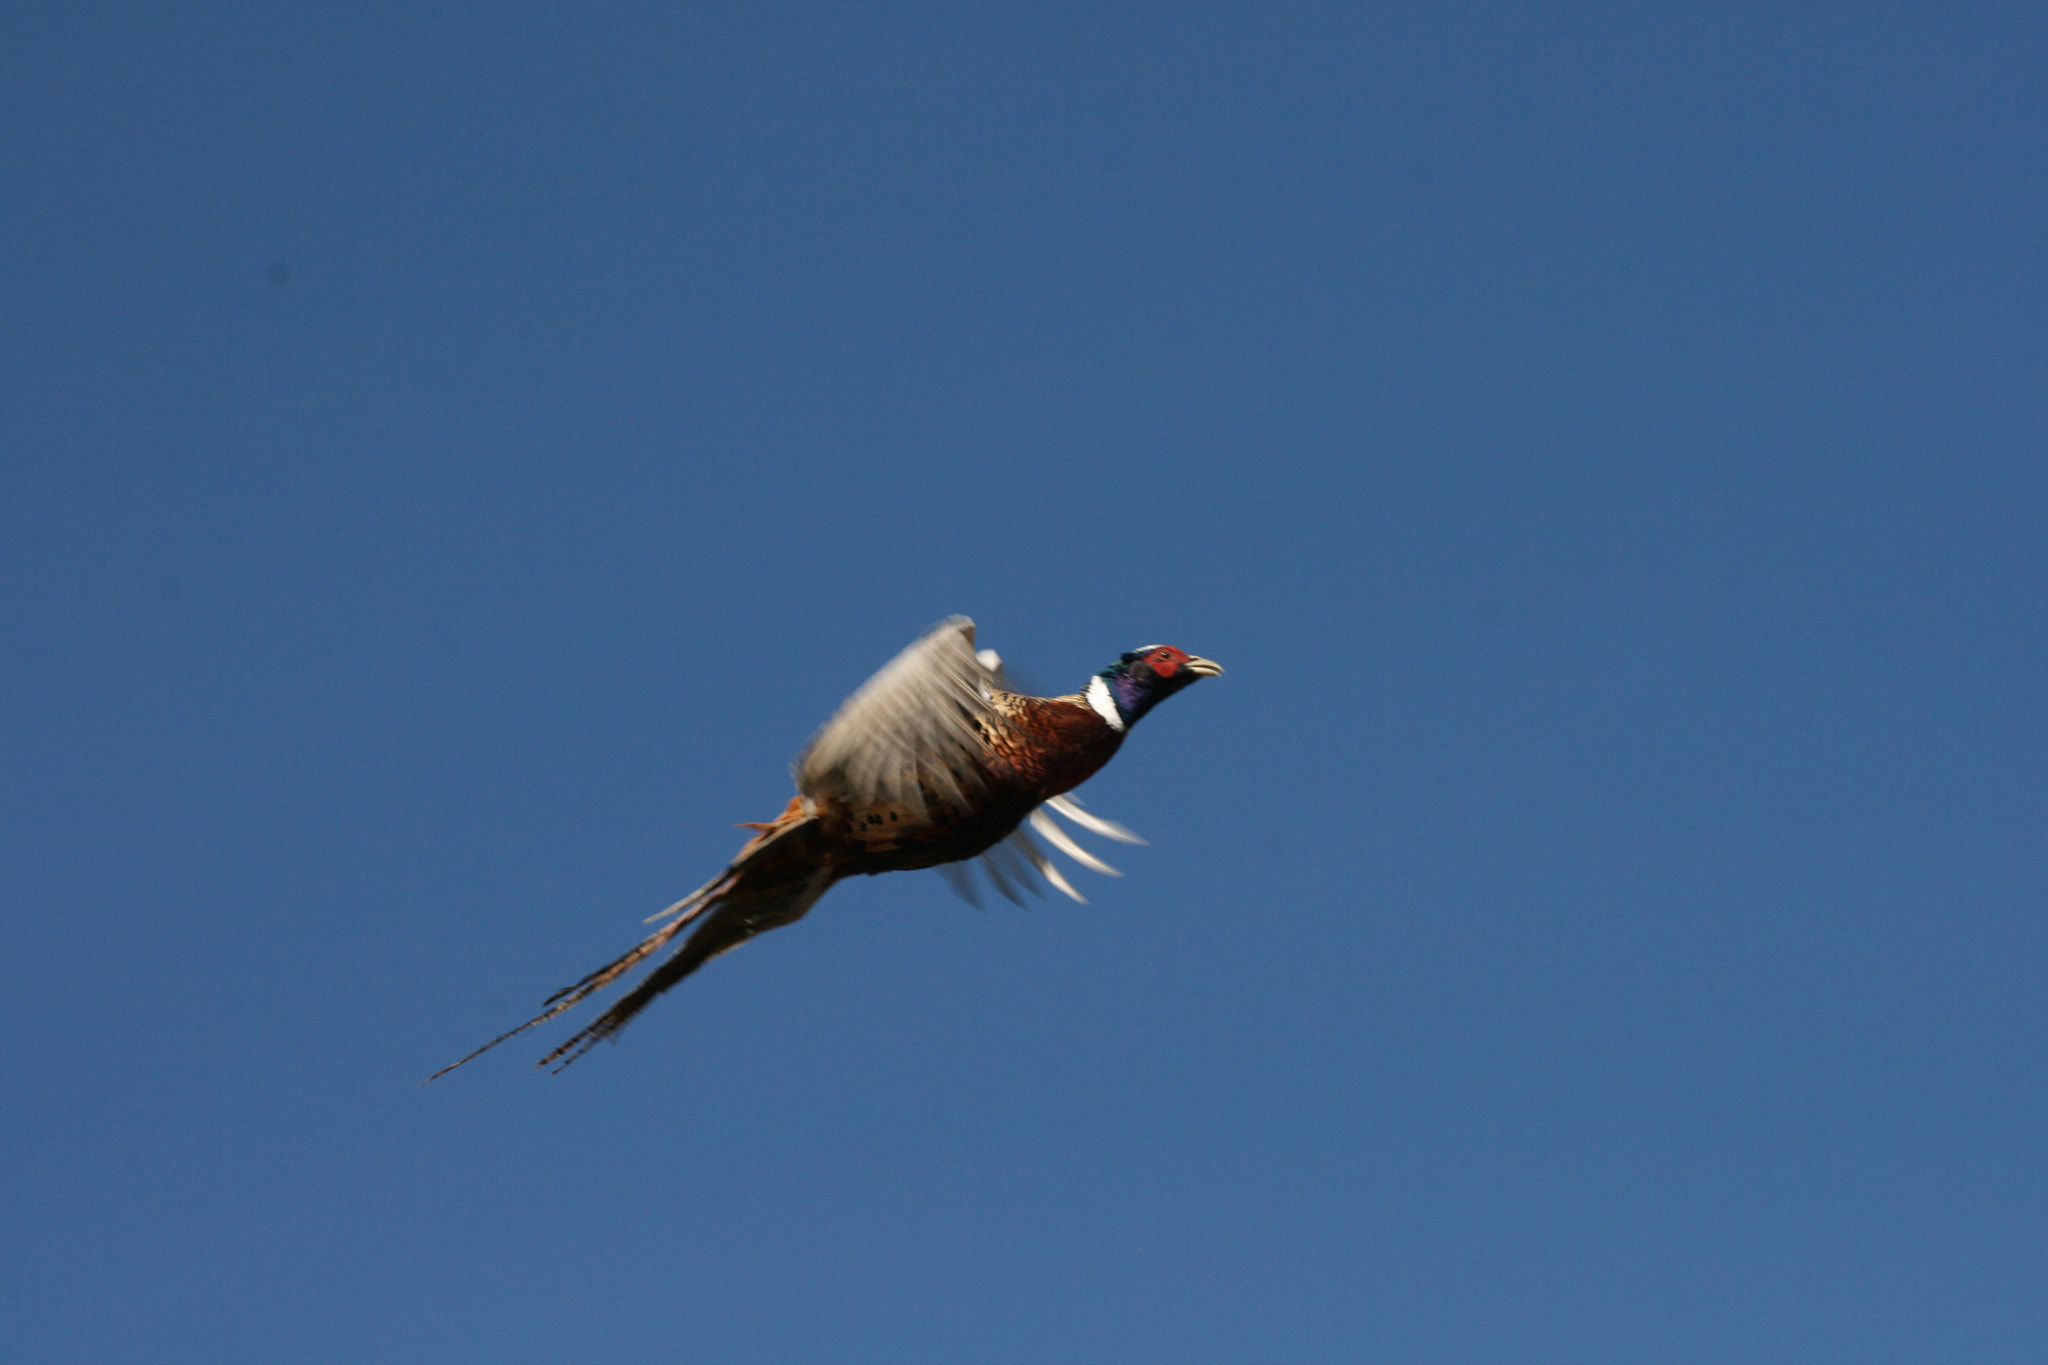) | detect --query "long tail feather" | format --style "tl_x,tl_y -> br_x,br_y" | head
535,870 -> 834,1071
424,883 -> 730,1082
427,809 -> 828,1081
